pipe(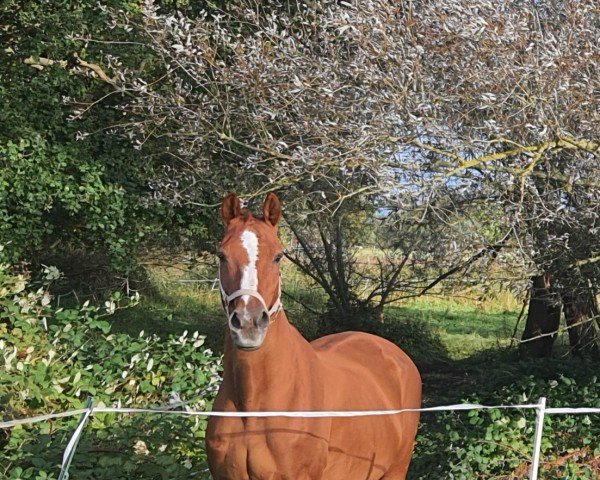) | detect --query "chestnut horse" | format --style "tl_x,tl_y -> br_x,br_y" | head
206,193 -> 421,480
